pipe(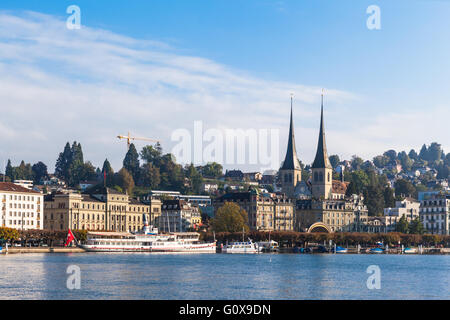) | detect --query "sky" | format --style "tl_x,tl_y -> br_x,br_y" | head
0,0 -> 449,173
